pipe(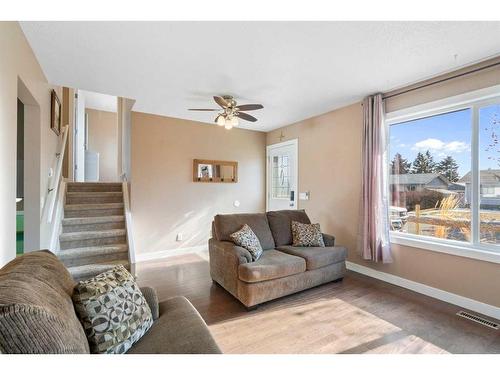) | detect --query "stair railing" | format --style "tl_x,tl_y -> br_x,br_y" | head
122,175 -> 136,266
43,125 -> 69,253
